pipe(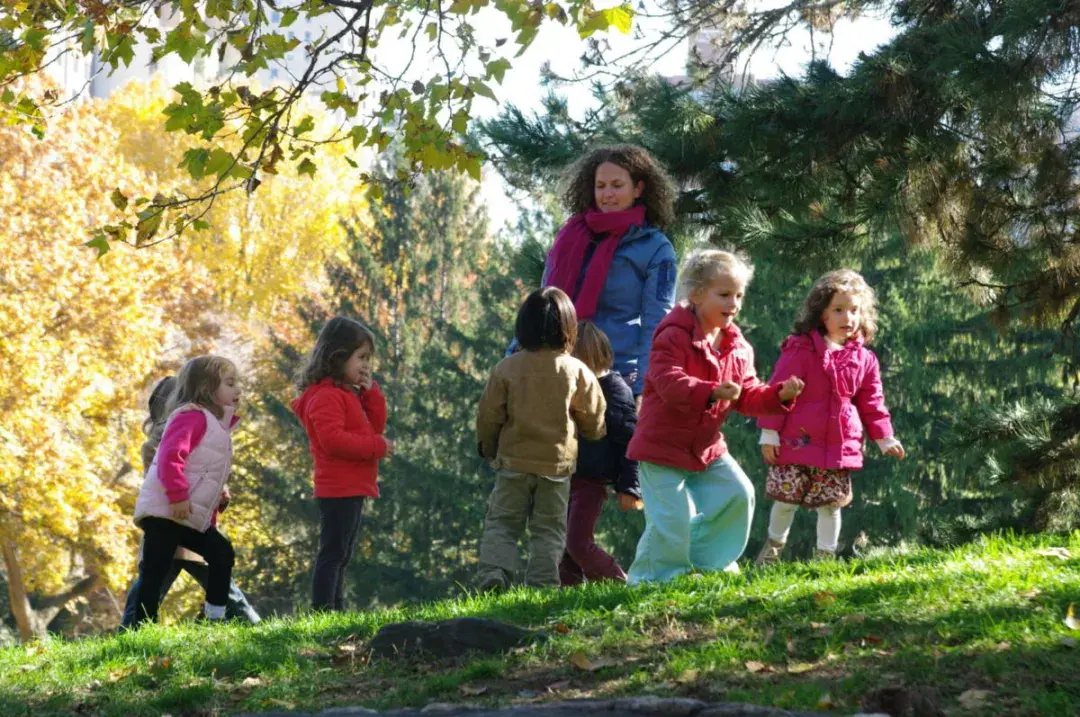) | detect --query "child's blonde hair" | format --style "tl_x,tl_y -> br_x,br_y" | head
676,248 -> 755,304
793,269 -> 879,344
572,321 -> 614,374
165,355 -> 238,420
